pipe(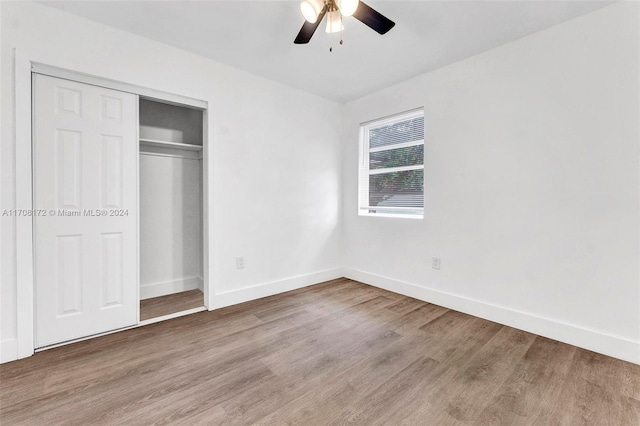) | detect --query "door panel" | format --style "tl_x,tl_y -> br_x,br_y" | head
34,74 -> 138,347
56,235 -> 83,317
56,129 -> 82,209
100,134 -> 123,208
100,232 -> 124,309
